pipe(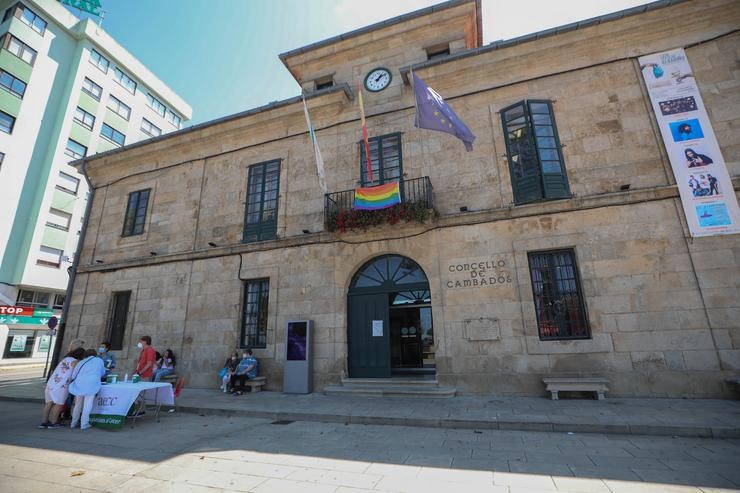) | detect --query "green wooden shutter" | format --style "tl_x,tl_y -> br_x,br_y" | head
528,100 -> 570,199
243,160 -> 280,242
502,102 -> 543,204
359,133 -> 403,189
